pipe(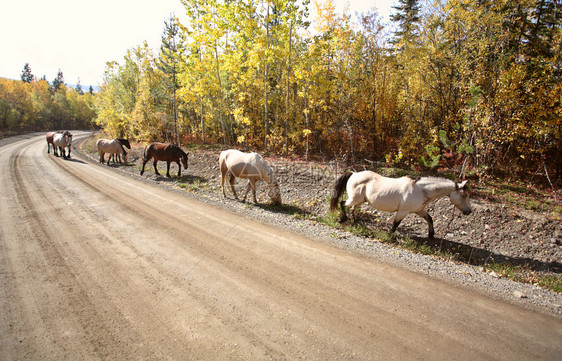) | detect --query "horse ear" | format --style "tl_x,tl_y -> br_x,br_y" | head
458,180 -> 468,189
